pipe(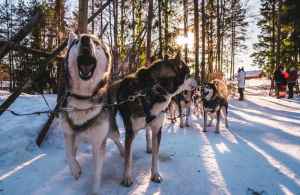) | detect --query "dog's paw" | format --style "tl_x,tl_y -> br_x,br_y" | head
151,173 -> 163,183
70,161 -> 81,180
146,148 -> 152,154
215,130 -> 220,134
119,148 -> 125,158
121,177 -> 133,187
180,124 -> 184,128
203,129 -> 207,132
